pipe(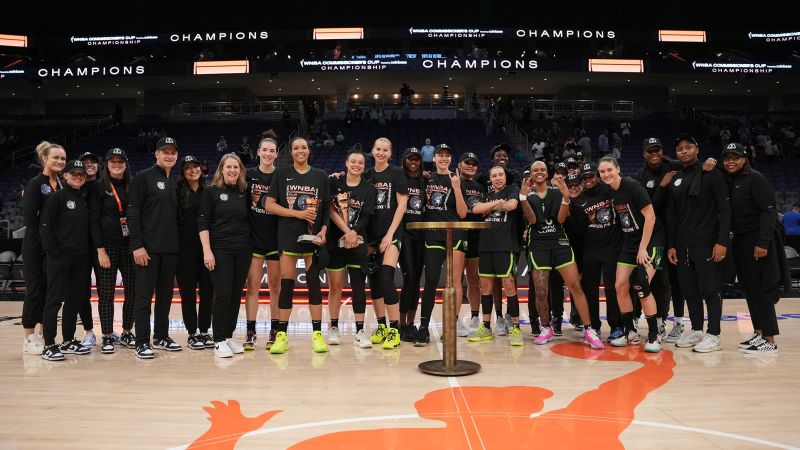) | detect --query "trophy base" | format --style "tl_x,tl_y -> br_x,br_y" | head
297,234 -> 321,244
338,237 -> 364,248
